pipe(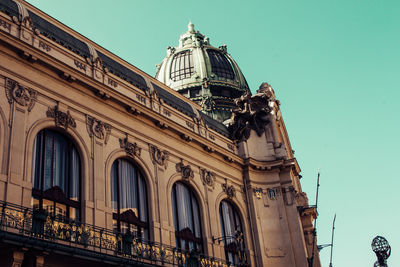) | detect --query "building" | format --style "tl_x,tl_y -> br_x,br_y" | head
0,0 -> 320,266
